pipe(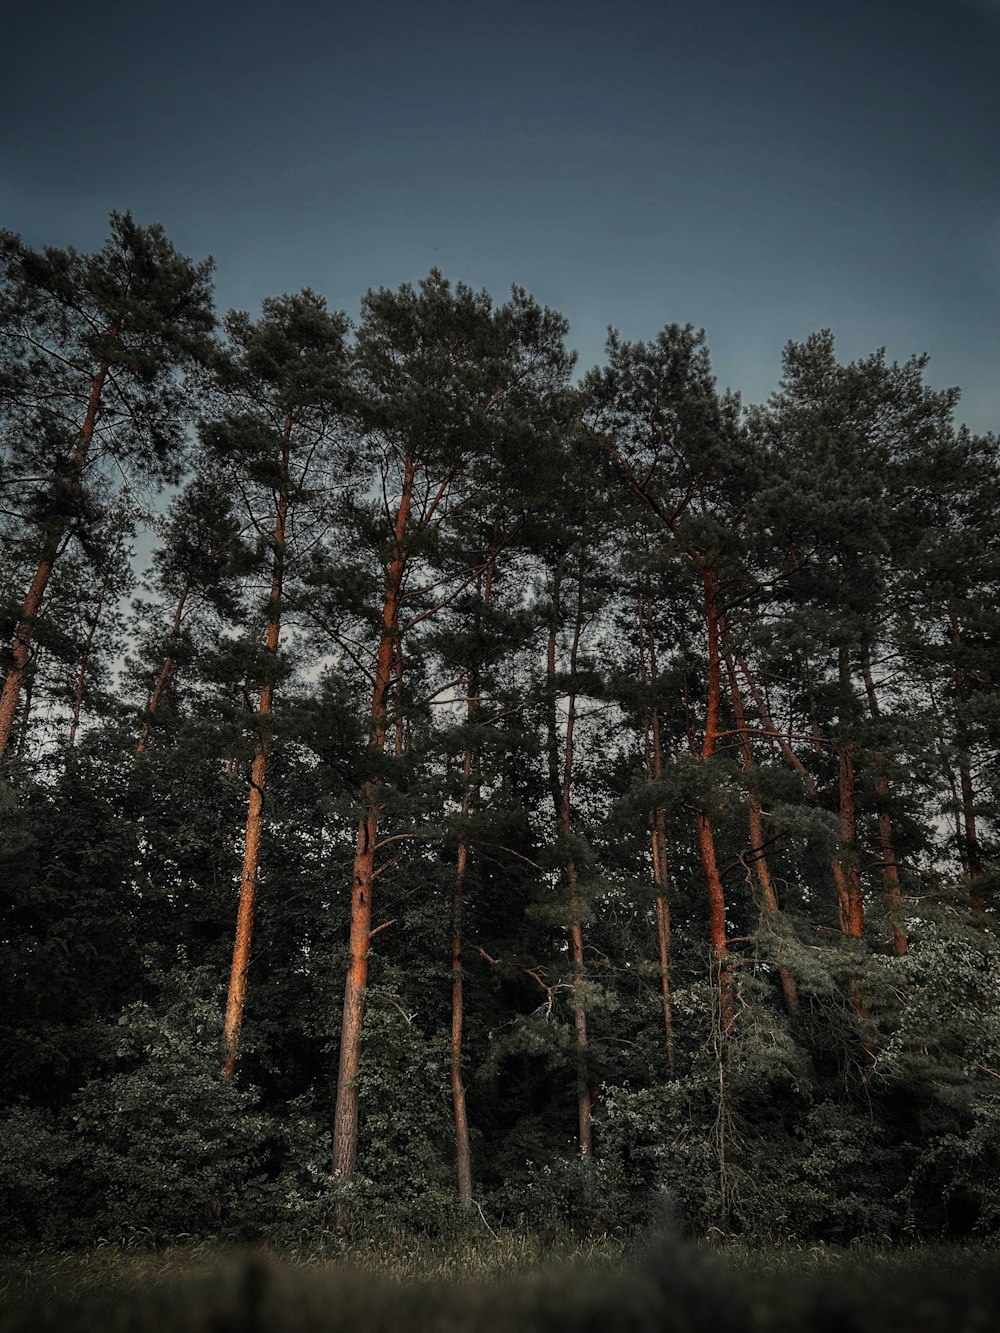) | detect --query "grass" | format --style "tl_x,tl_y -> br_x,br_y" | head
1,1232 -> 999,1331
